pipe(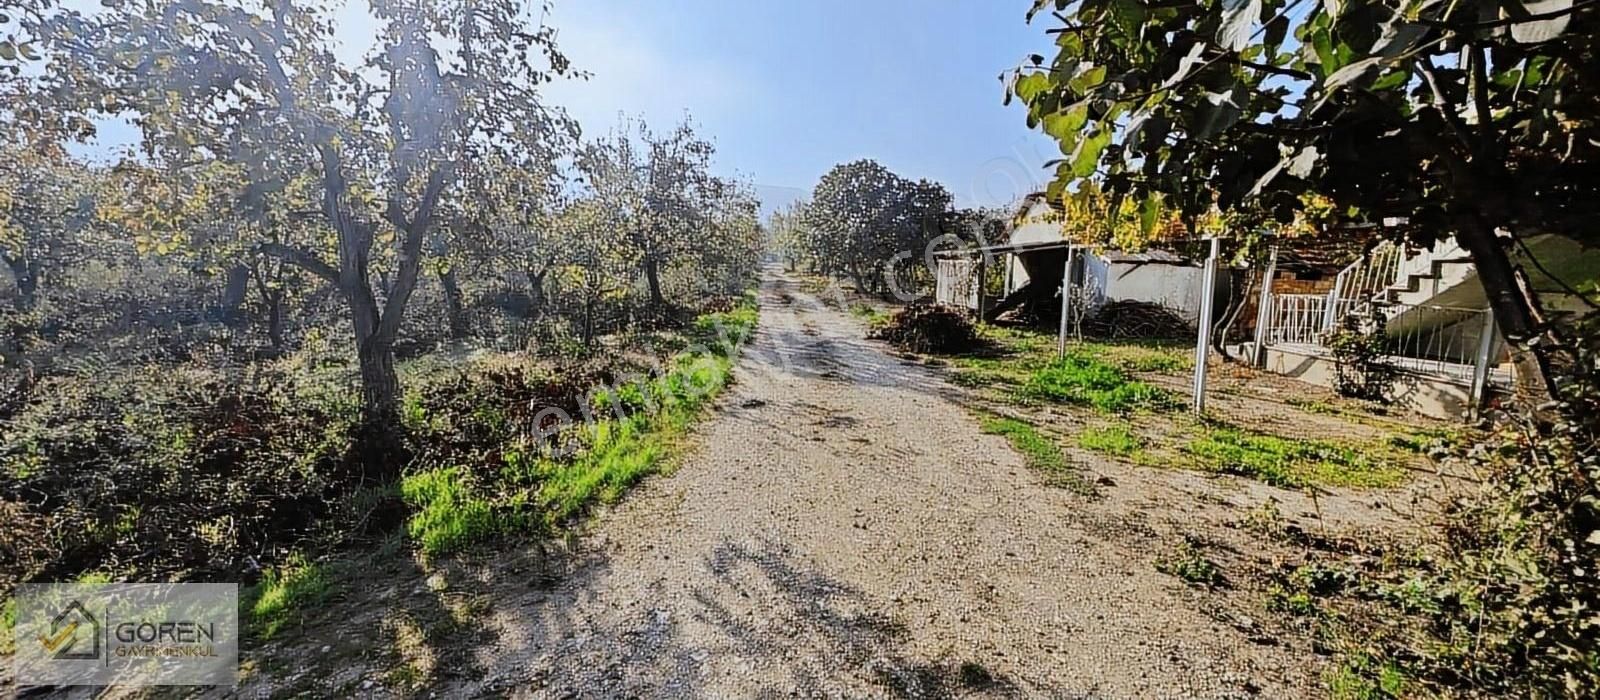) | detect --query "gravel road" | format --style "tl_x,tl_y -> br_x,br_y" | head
436,267 -> 1320,699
